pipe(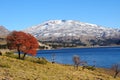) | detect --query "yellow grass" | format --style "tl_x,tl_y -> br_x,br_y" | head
0,55 -> 120,80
